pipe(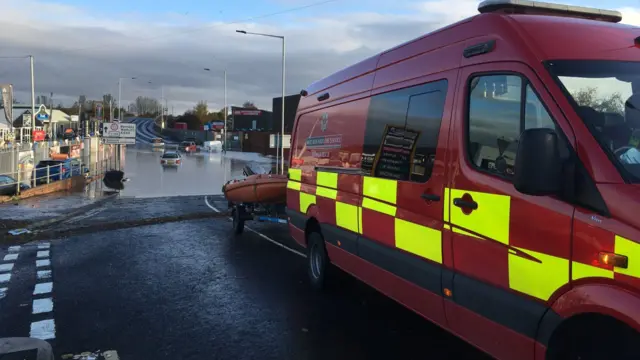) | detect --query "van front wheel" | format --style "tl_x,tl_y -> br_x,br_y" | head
307,232 -> 329,291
